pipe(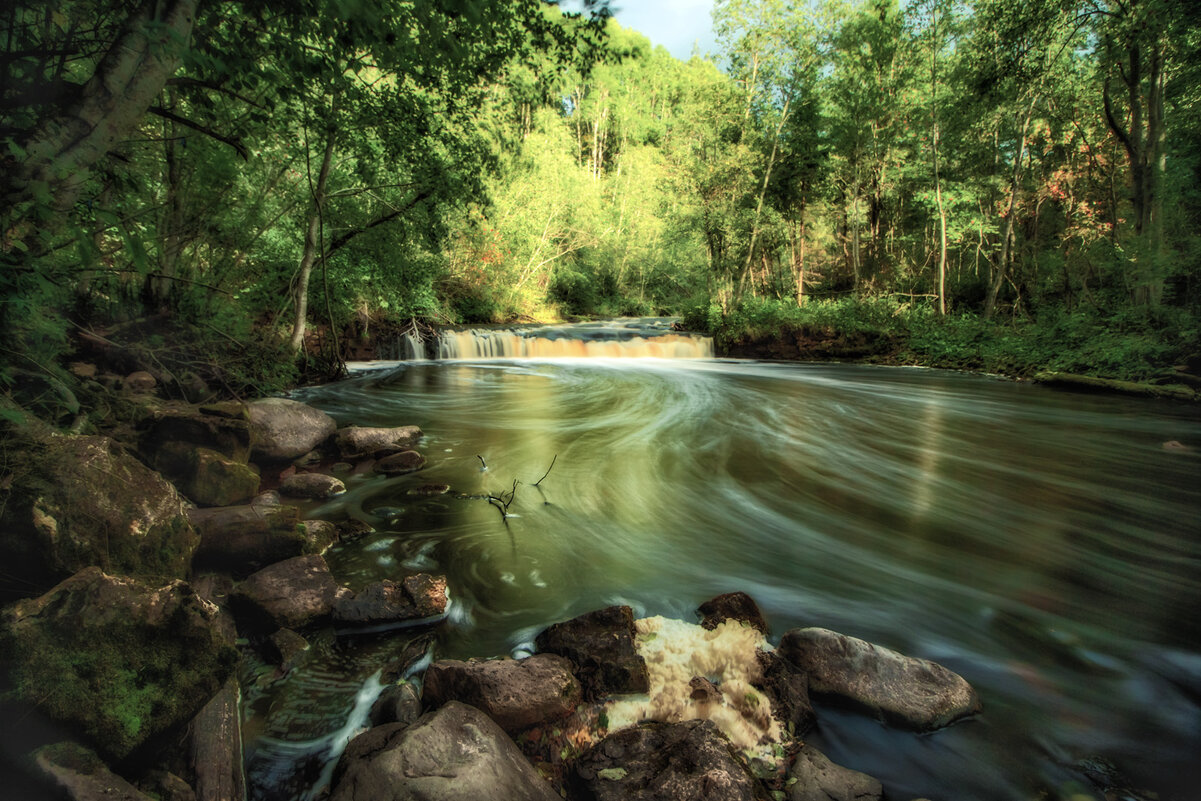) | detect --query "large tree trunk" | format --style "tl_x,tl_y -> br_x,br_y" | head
289,130 -> 337,354
1,0 -> 198,219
